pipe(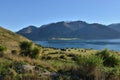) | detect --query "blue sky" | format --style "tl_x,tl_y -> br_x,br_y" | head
0,0 -> 120,31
